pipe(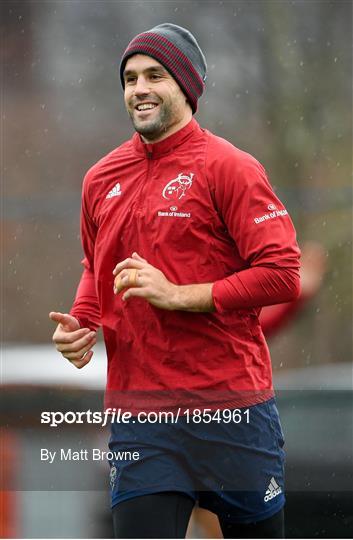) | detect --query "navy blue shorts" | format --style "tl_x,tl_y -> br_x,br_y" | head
108,398 -> 285,523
